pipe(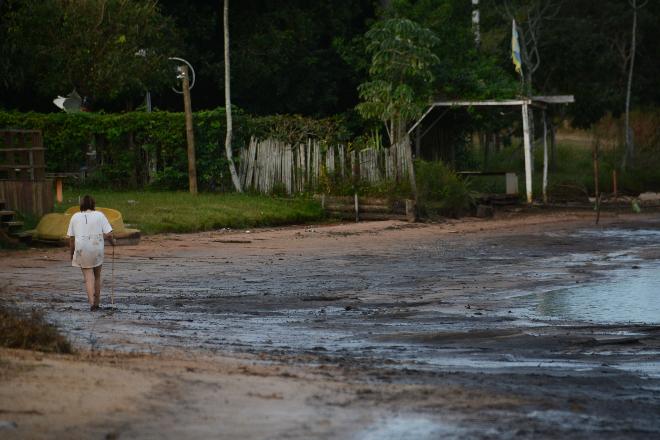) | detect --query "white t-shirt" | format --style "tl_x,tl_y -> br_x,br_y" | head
67,210 -> 113,268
